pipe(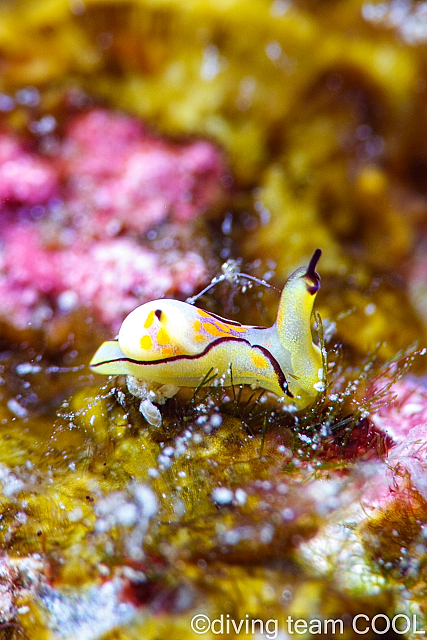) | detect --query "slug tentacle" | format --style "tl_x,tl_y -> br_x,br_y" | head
90,250 -> 323,415
304,248 -> 322,295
